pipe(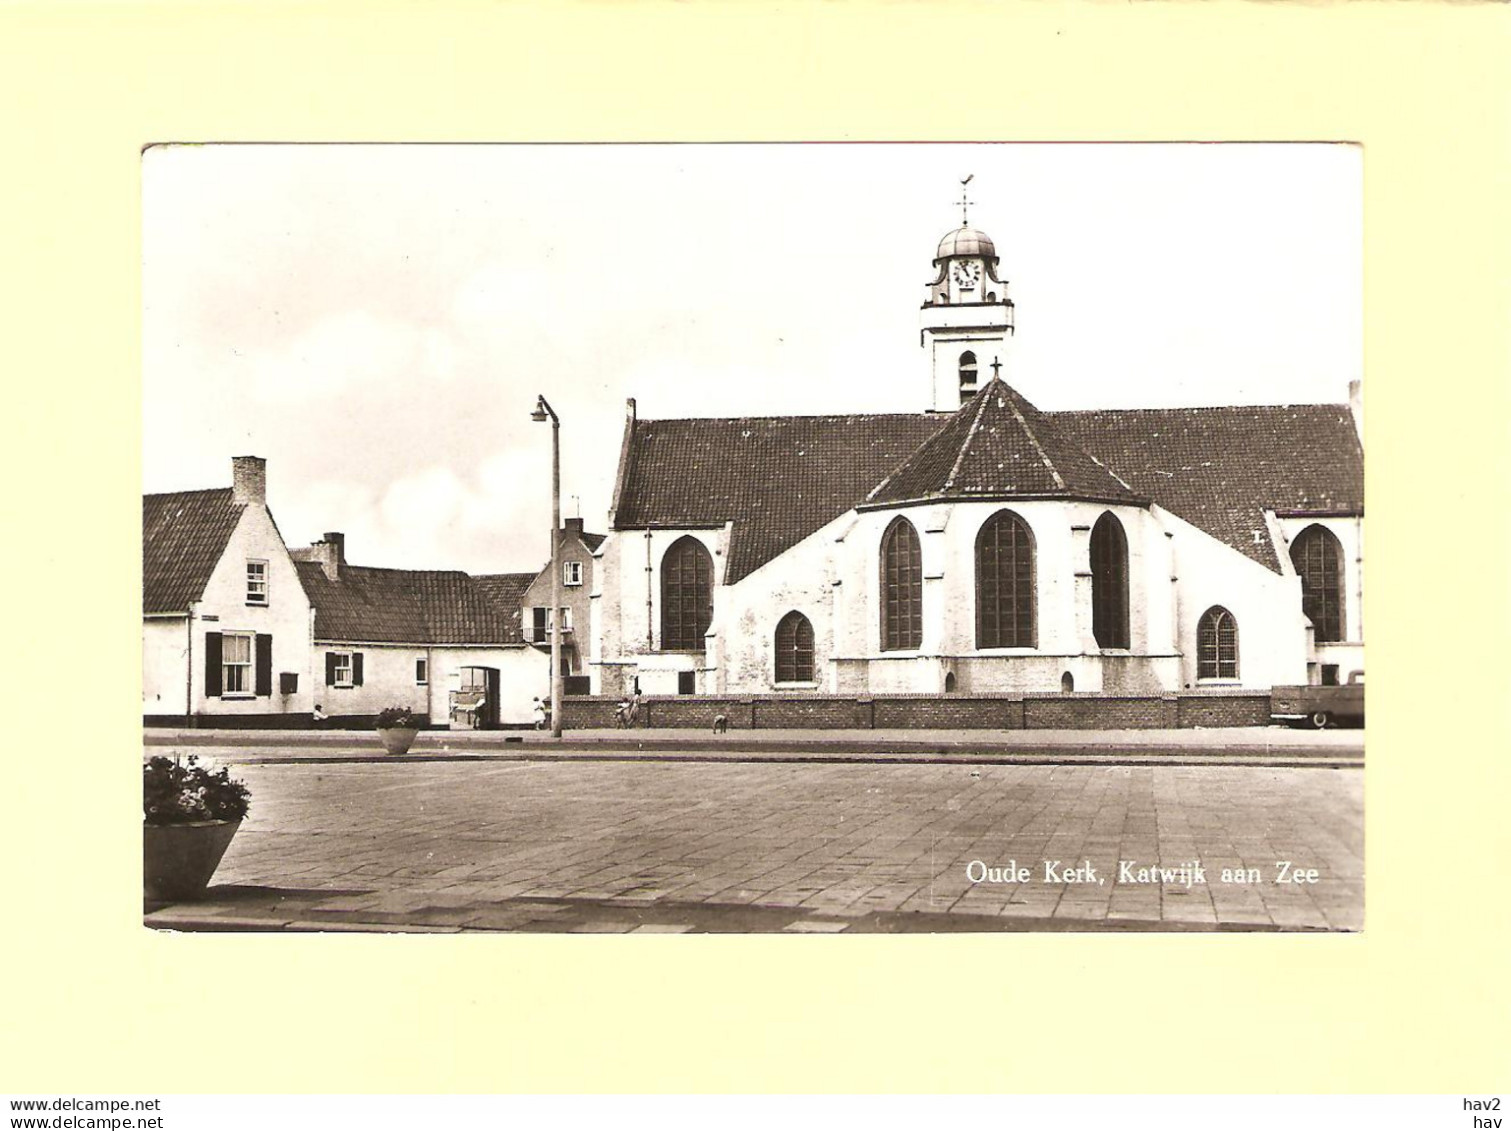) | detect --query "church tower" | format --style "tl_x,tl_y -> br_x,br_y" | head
921,184 -> 1015,410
